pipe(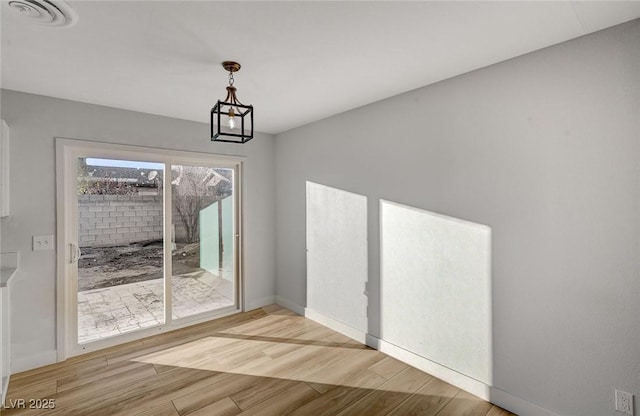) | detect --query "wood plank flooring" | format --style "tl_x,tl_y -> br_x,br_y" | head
2,305 -> 516,416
